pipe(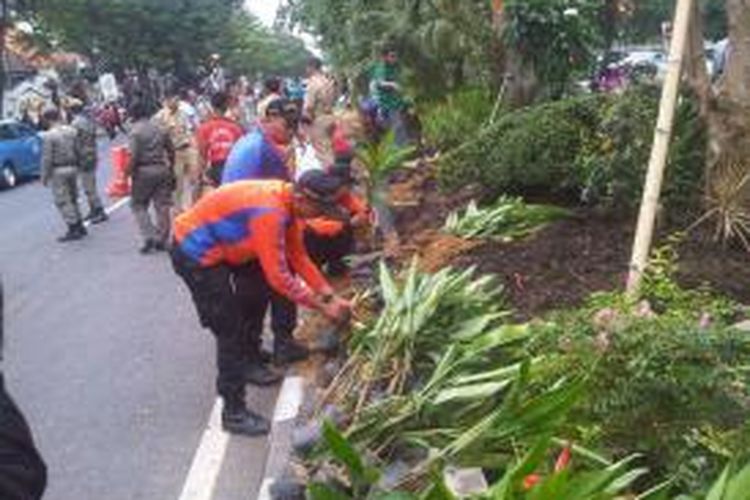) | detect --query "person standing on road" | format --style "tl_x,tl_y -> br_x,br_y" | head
41,108 -> 88,242
155,89 -> 198,213
126,101 -> 176,254
170,174 -> 351,436
222,98 -> 309,365
195,91 -> 244,193
70,102 -> 109,225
